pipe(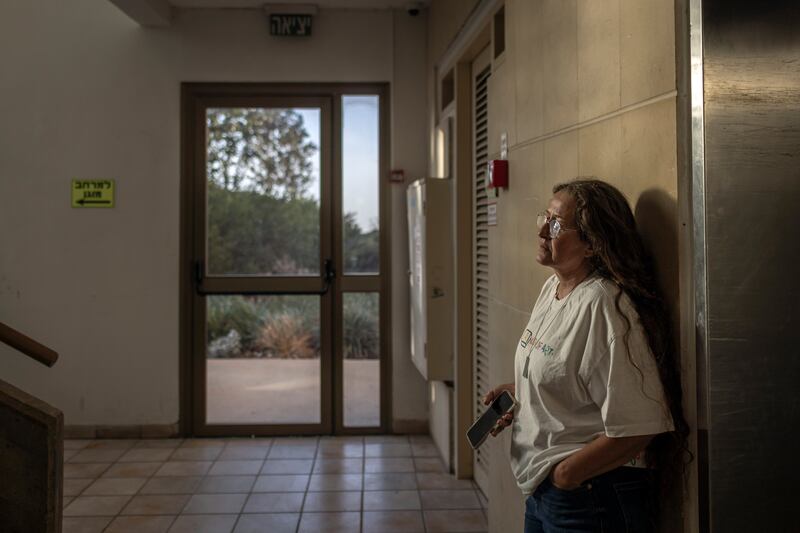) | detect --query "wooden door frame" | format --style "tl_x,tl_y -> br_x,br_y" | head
179,82 -> 391,437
